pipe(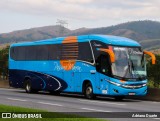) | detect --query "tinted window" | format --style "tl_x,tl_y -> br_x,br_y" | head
10,46 -> 25,60
36,45 -> 48,60
48,44 -> 61,60
91,40 -> 108,60
10,47 -> 16,59
25,46 -> 37,60
96,54 -> 111,75
60,42 -> 93,63
10,42 -> 93,62
10,44 -> 61,61
78,42 -> 93,63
